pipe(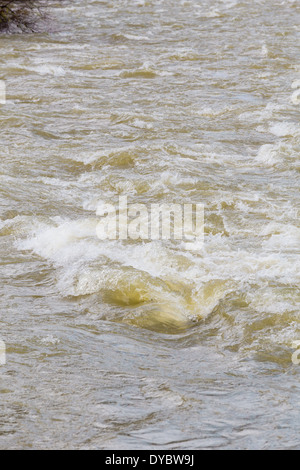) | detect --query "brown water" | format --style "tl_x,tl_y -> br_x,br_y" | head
0,0 -> 300,449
